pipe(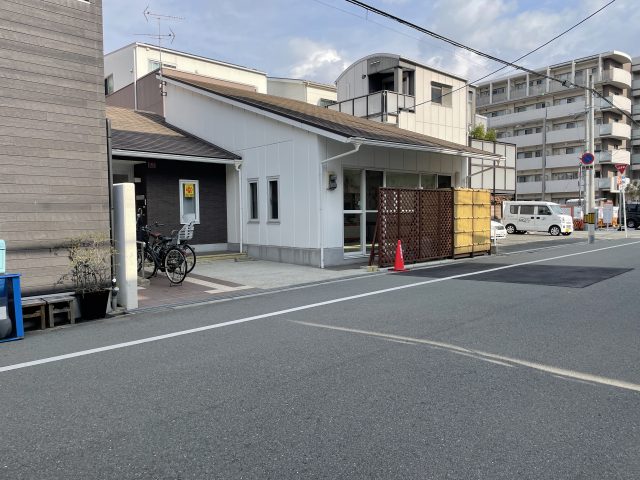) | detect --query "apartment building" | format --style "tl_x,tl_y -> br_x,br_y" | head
476,51 -> 633,203
631,56 -> 640,179
0,0 -> 109,294
328,53 -> 516,200
267,77 -> 336,106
